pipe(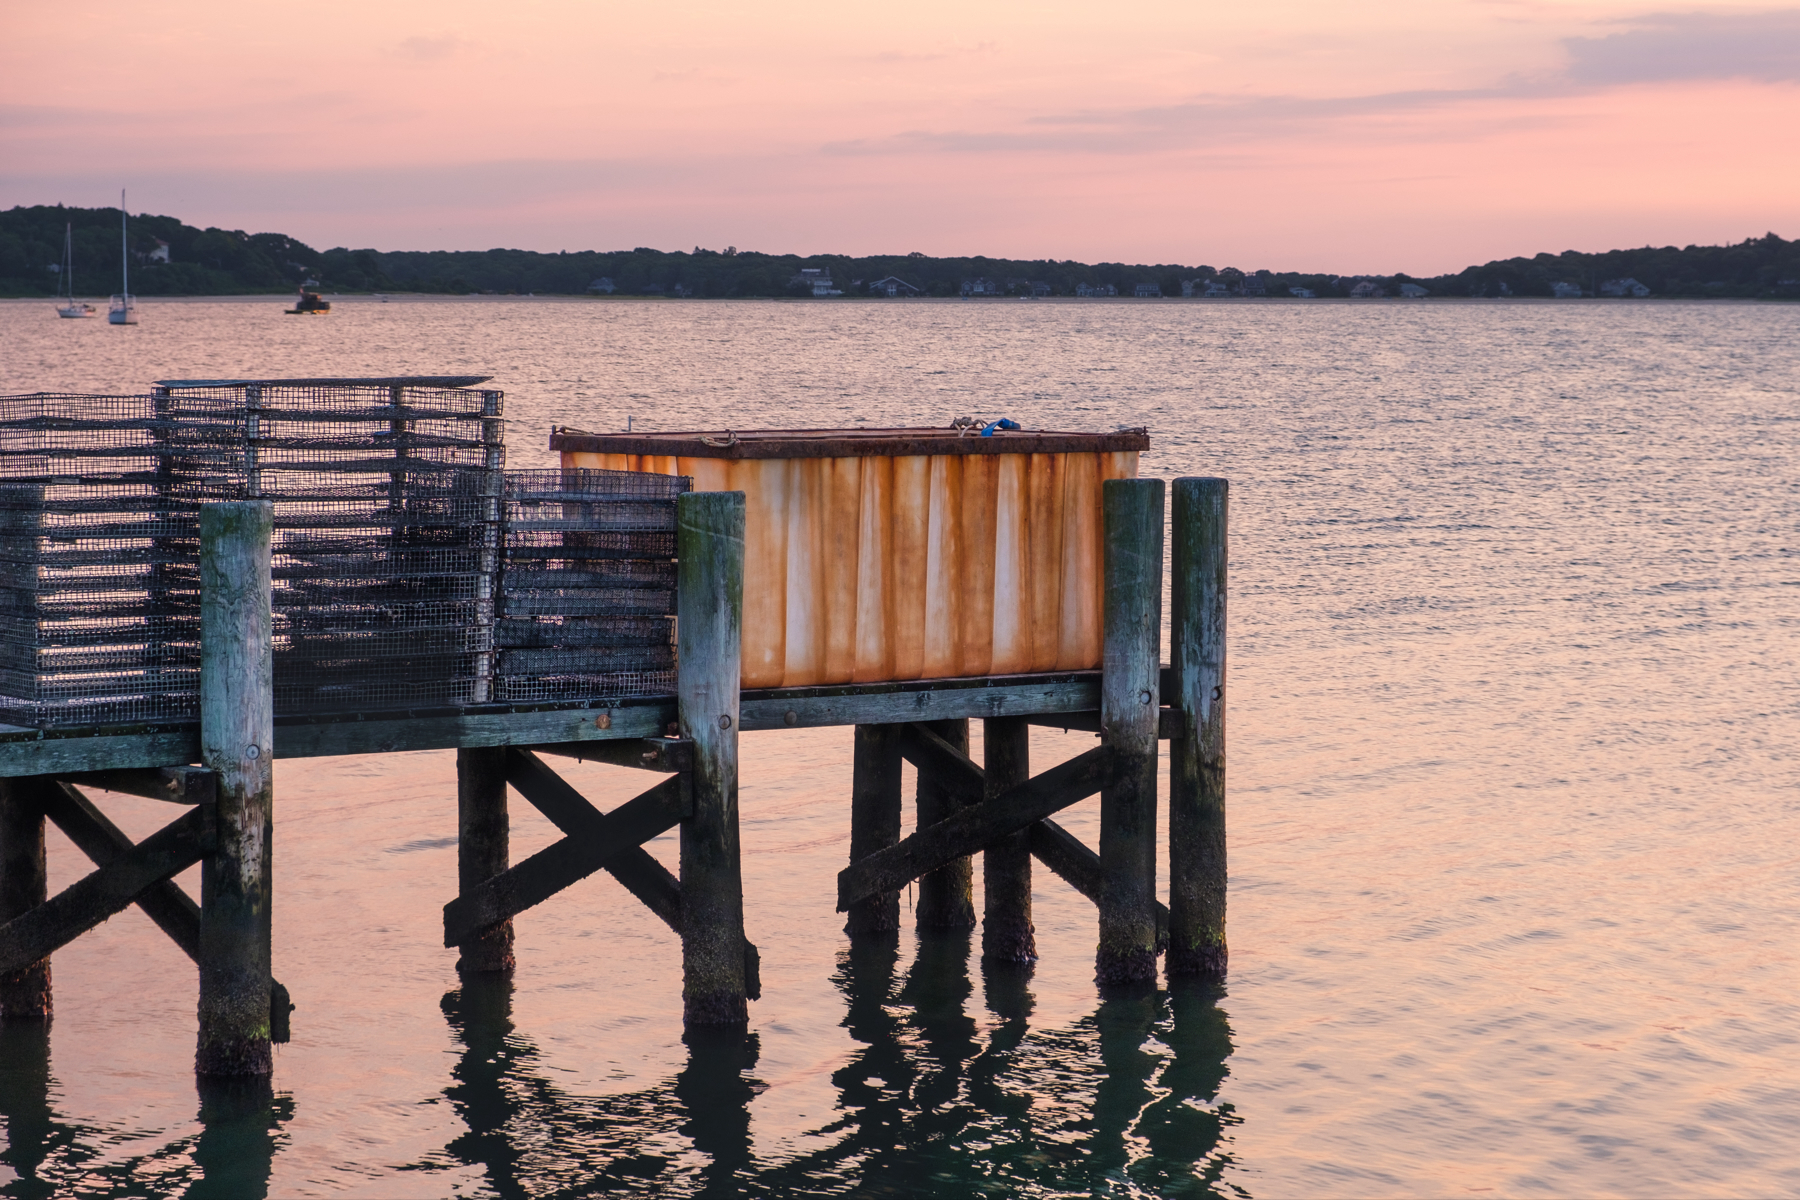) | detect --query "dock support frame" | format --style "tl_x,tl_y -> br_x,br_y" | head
677,491 -> 750,1027
1168,478 -> 1228,978
915,718 -> 974,930
0,780 -> 50,1018
845,724 -> 903,937
1096,478 -> 1164,986
196,500 -> 276,1077
457,747 -> 514,974
981,716 -> 1035,964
